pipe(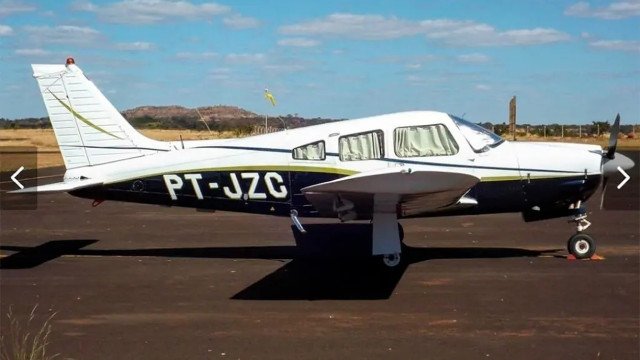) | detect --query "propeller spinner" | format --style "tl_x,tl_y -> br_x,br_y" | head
599,114 -> 635,209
